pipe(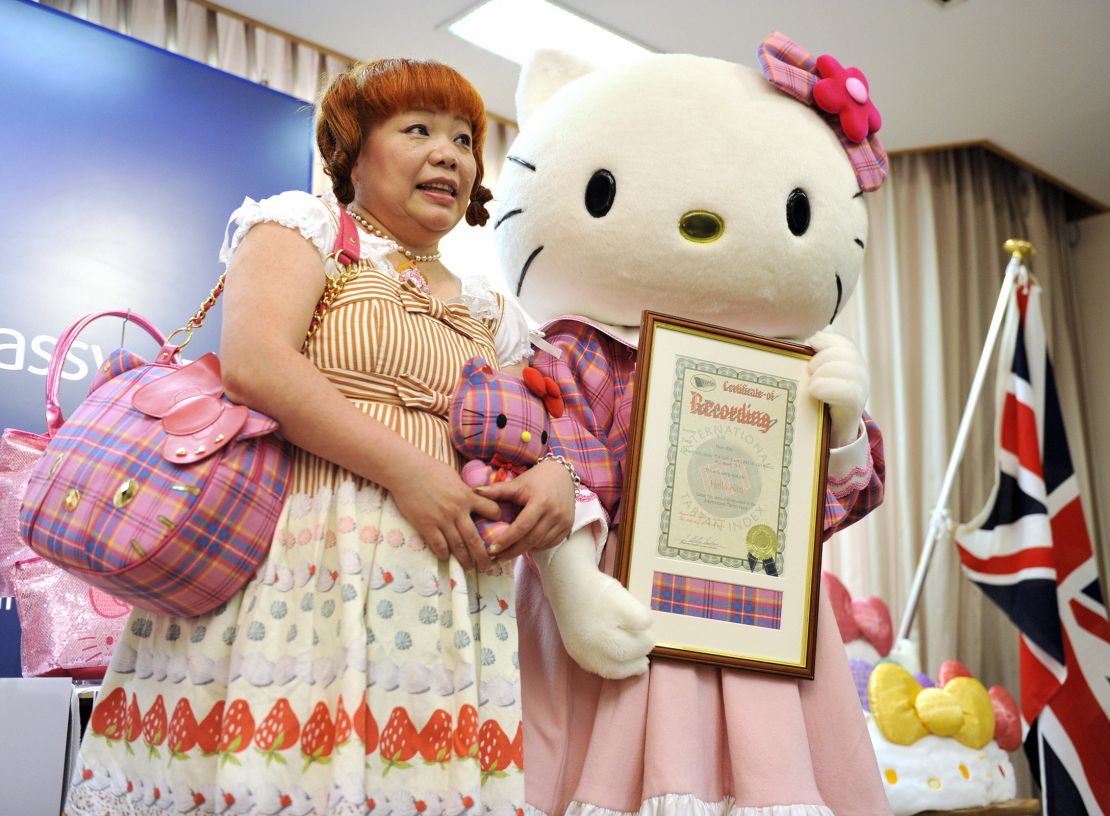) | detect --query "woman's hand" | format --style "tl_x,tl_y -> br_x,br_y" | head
476,457 -> 576,560
386,453 -> 503,573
